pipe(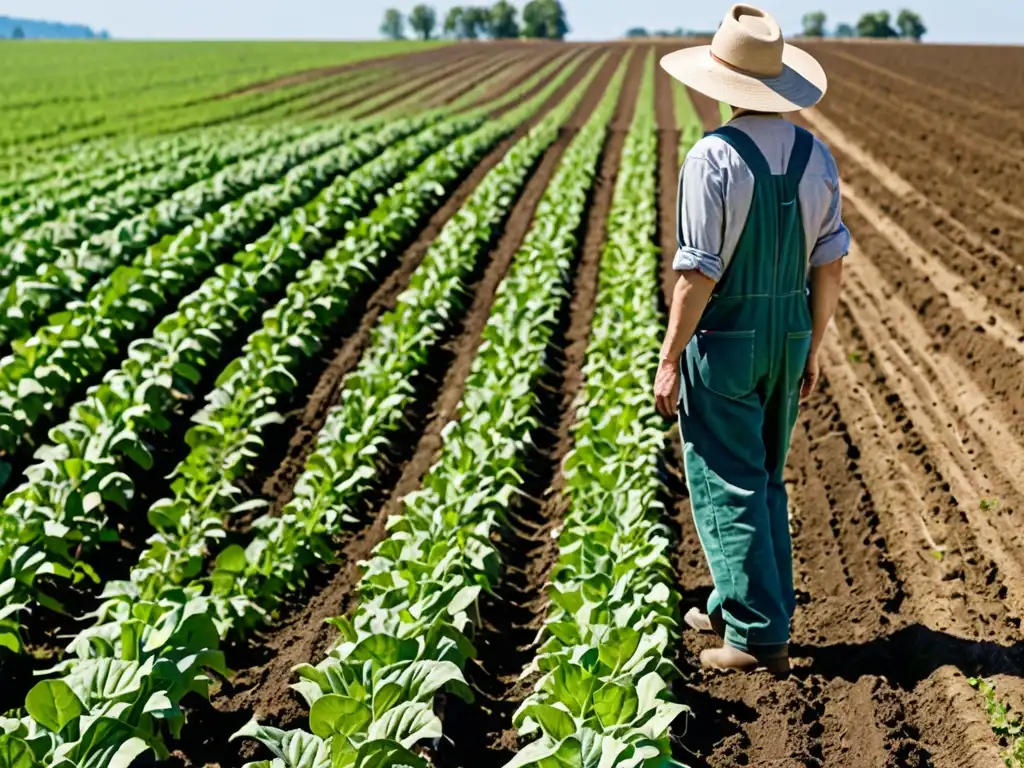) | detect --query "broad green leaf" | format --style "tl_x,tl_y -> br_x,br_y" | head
550,664 -> 597,719
593,683 -> 638,728
308,695 -> 370,739
597,627 -> 640,673
355,739 -> 428,768
526,704 -> 575,741
504,736 -> 582,768
25,680 -> 83,733
367,701 -> 441,748
0,734 -> 34,768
